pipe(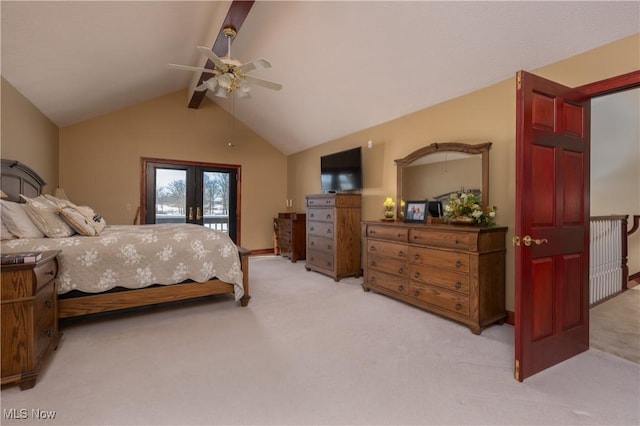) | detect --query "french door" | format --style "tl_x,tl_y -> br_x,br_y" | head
141,158 -> 240,243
